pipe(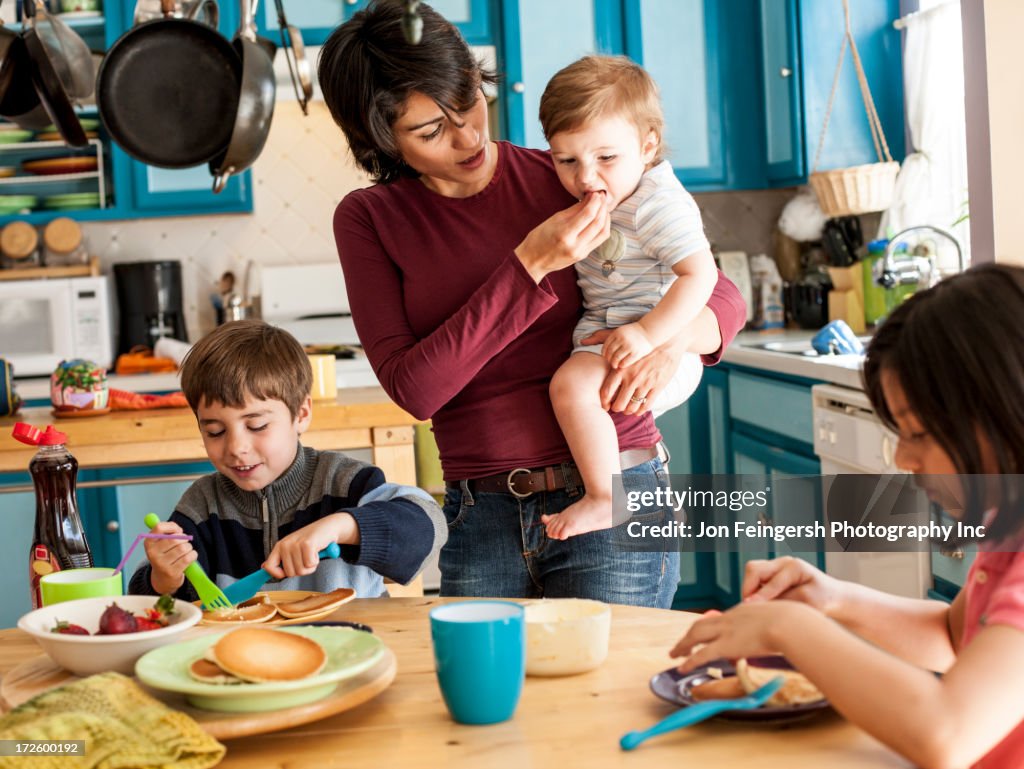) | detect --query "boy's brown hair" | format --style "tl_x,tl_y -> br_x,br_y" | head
180,320 -> 312,419
539,55 -> 666,165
